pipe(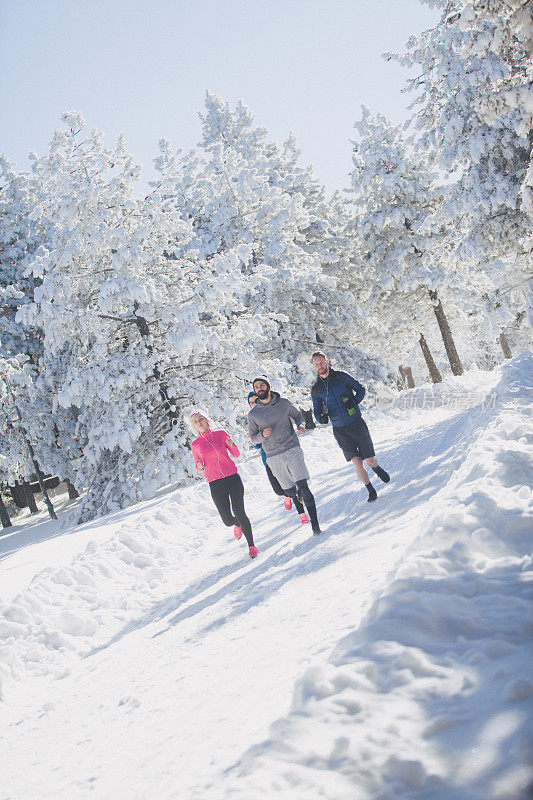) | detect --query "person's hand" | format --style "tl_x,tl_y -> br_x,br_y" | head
297,425 -> 306,435
196,459 -> 205,471
226,437 -> 235,448
262,427 -> 272,437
